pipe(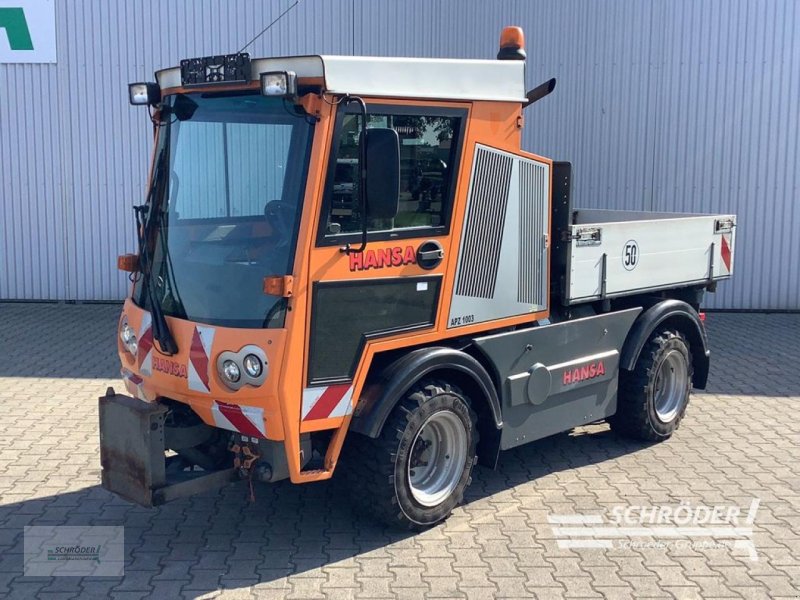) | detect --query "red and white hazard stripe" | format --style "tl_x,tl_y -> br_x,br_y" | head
212,400 -> 266,438
137,312 -> 153,376
302,384 -> 354,421
720,233 -> 733,275
188,325 -> 215,394
122,368 -> 155,402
